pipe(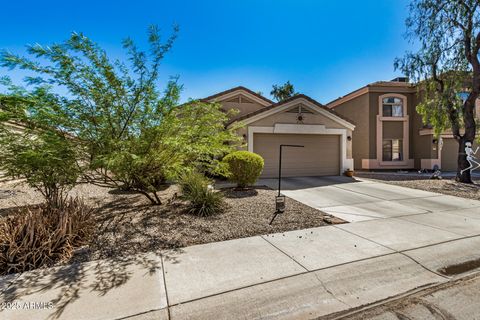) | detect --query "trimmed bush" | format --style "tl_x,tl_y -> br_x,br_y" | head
223,151 -> 264,188
178,171 -> 224,217
0,197 -> 94,275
